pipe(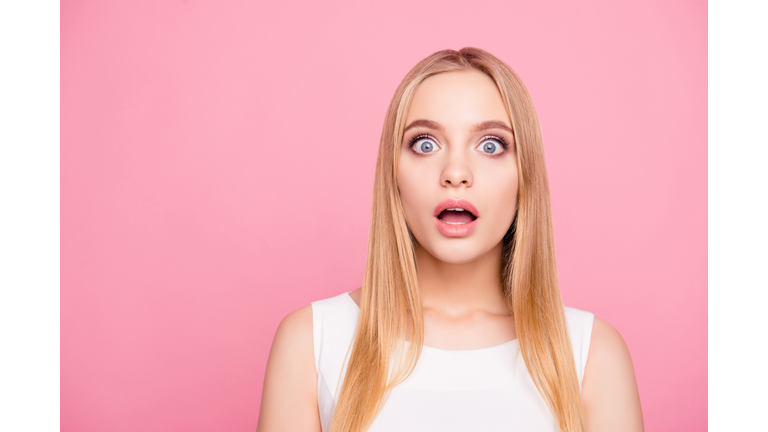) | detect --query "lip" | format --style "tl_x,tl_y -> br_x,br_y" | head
433,199 -> 479,218
433,198 -> 479,238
